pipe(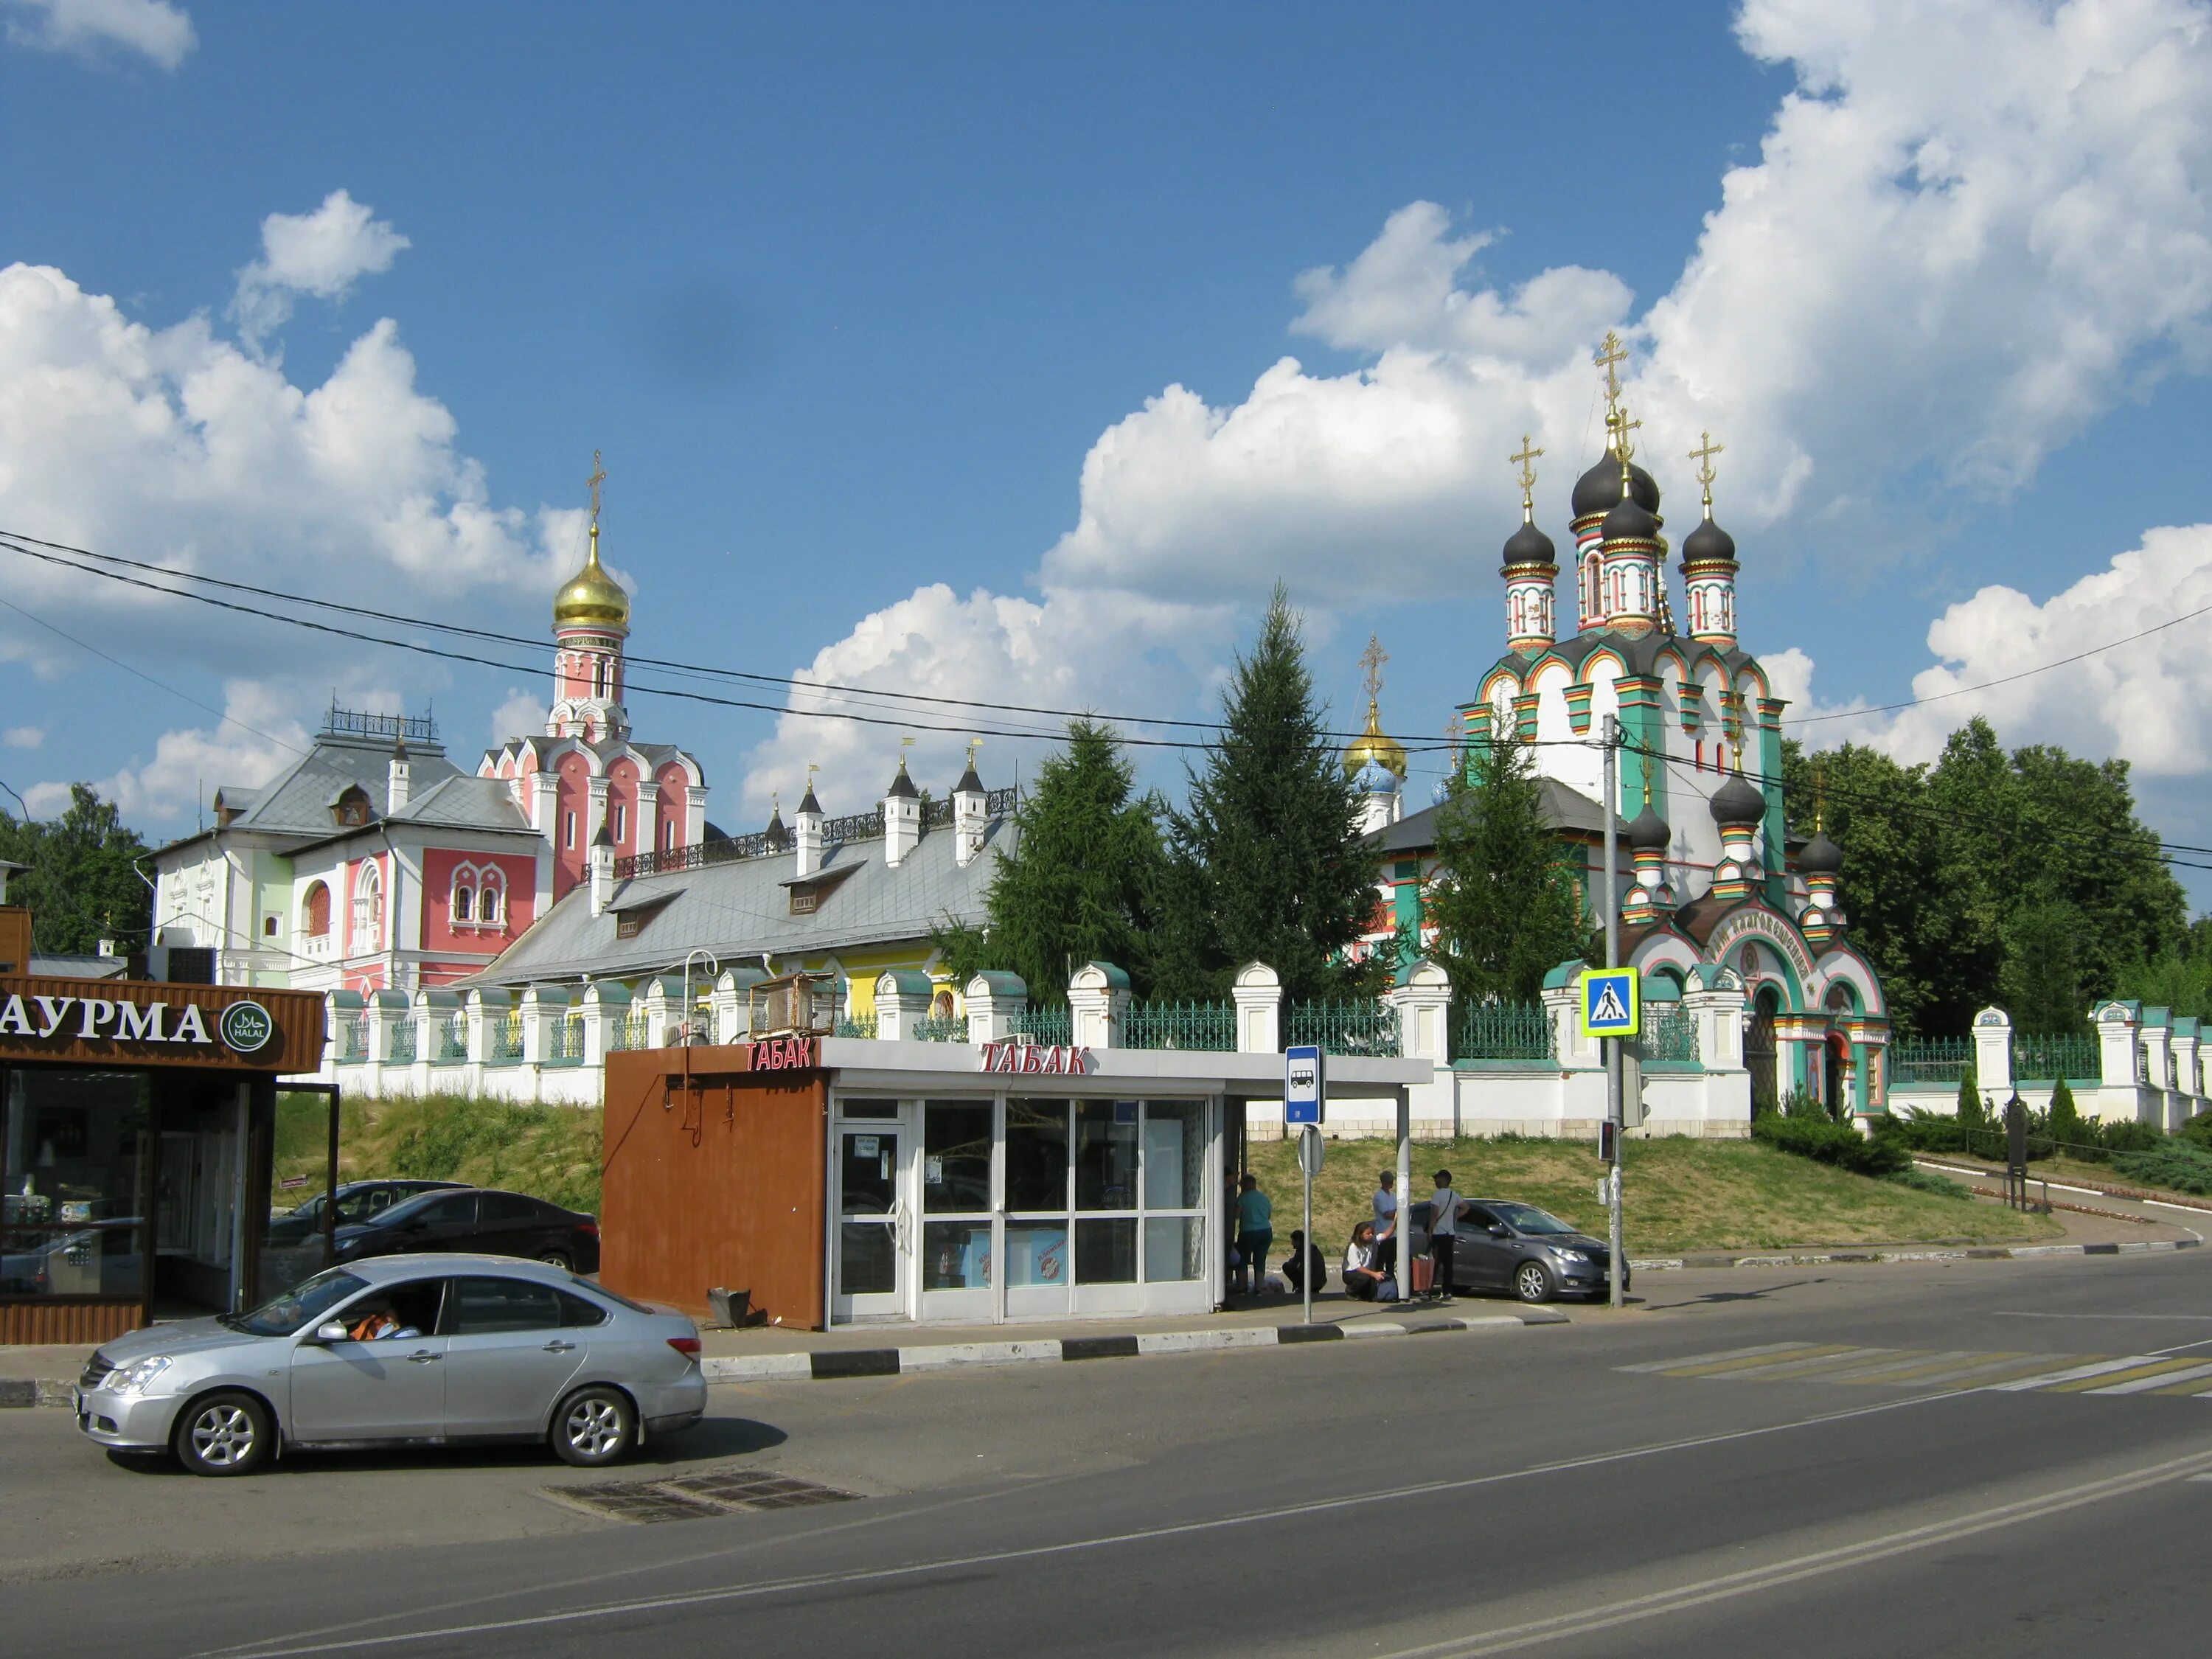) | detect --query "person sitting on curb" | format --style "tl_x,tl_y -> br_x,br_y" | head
1343,1220 -> 1394,1301
1281,1229 -> 1327,1297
